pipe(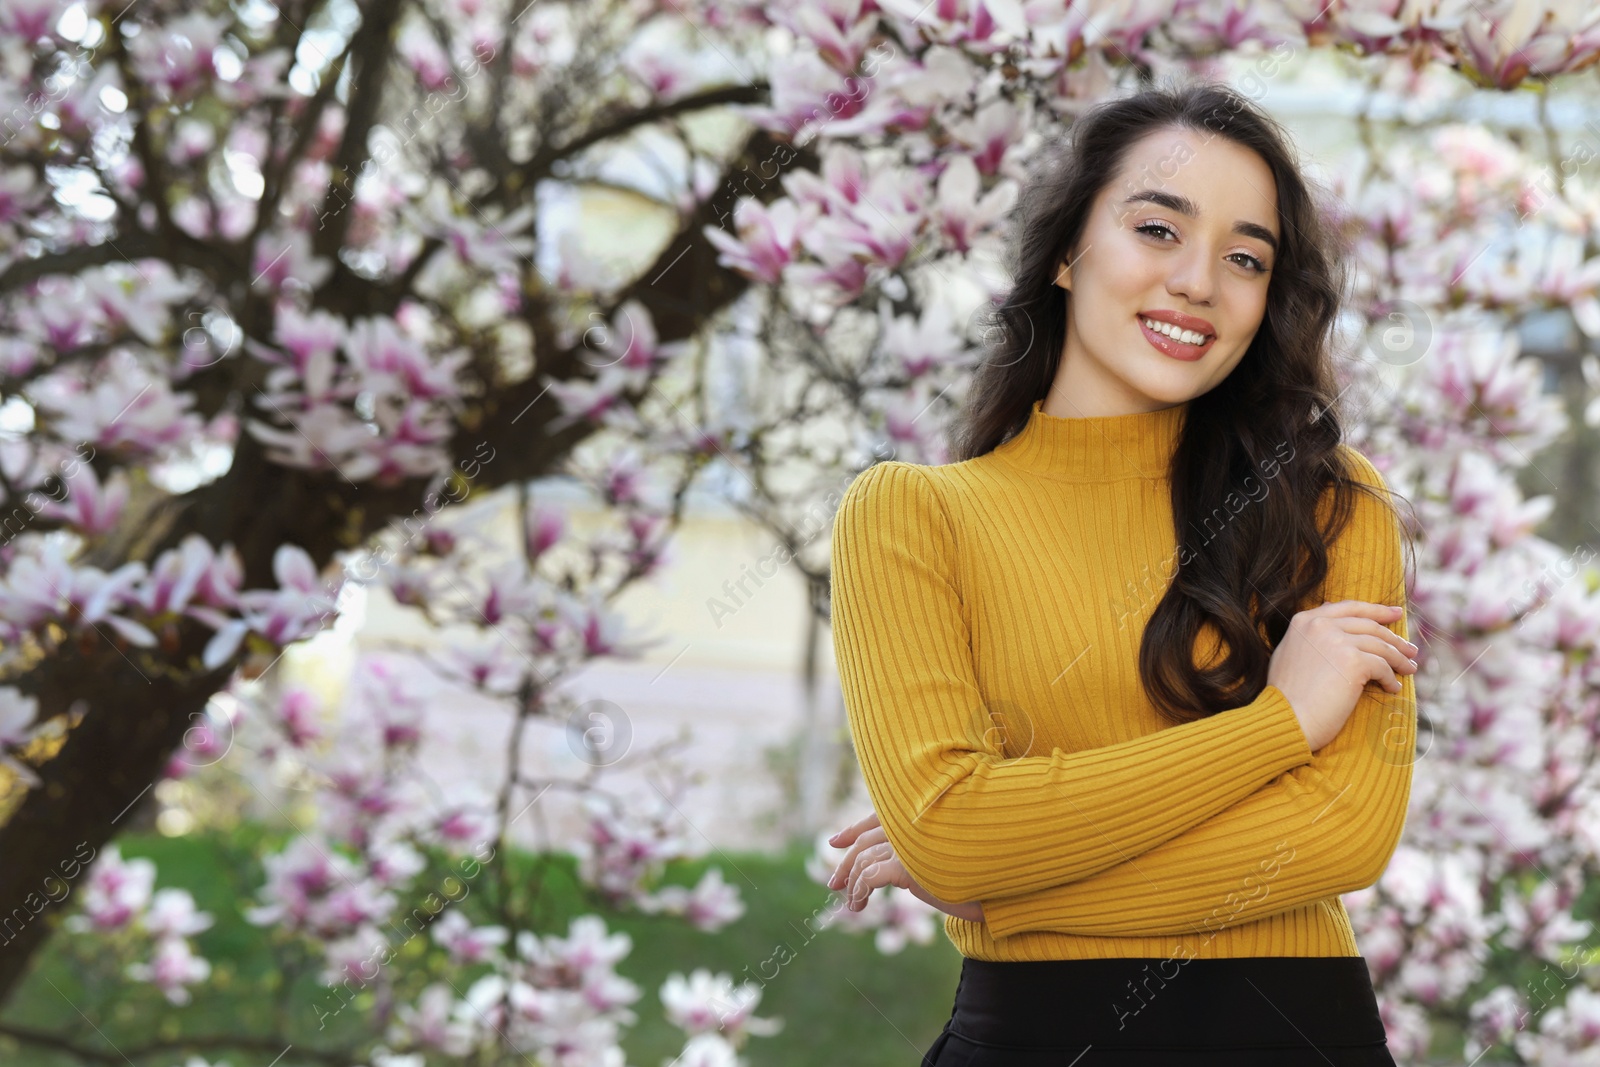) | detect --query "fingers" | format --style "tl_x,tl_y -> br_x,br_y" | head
1351,636 -> 1410,693
826,811 -> 881,849
1296,606 -> 1419,693
825,814 -> 882,890
1340,616 -> 1419,658
826,825 -> 888,889
833,826 -> 886,876
830,811 -> 882,844
1347,632 -> 1416,683
844,842 -> 894,908
1313,599 -> 1407,624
